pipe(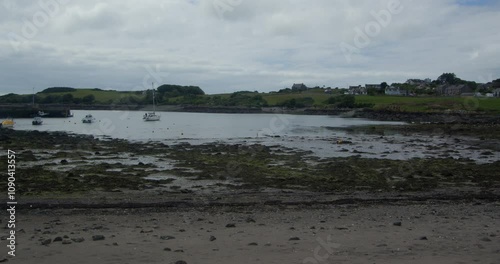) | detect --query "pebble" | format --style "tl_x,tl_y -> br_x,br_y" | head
71,237 -> 85,243
41,239 -> 52,246
209,236 -> 216,242
225,224 -> 236,228
289,237 -> 300,241
160,235 -> 176,240
393,221 -> 402,227
92,235 -> 105,241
